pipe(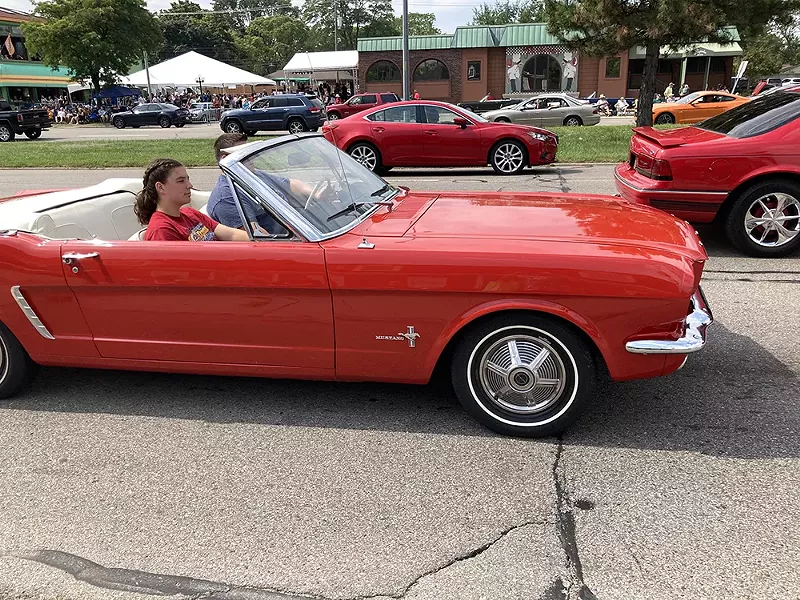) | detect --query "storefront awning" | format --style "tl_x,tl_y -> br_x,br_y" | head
629,42 -> 743,60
